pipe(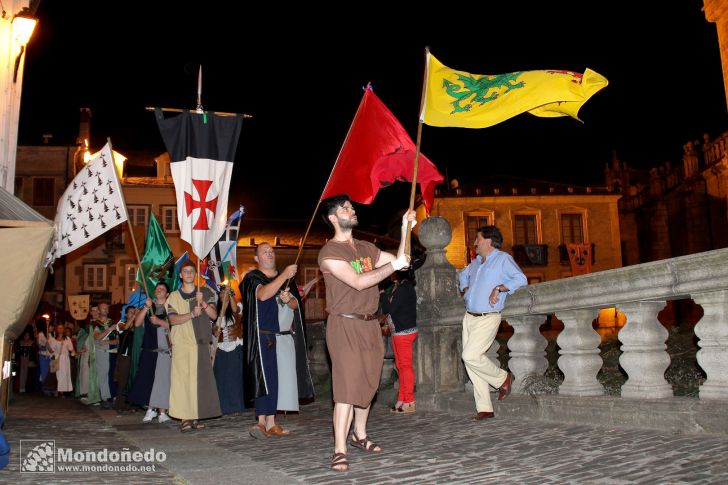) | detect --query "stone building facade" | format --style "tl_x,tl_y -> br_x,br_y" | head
430,176 -> 623,281
606,134 -> 728,264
